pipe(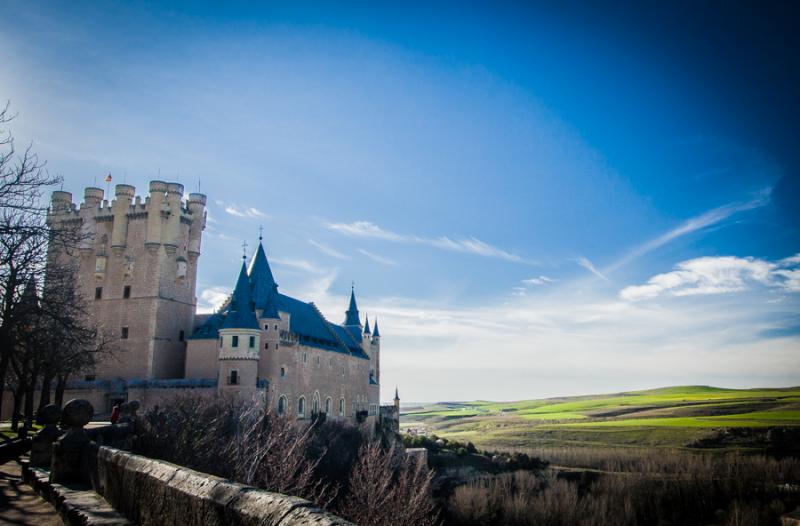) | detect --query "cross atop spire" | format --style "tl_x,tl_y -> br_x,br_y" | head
258,225 -> 263,241
241,240 -> 248,260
